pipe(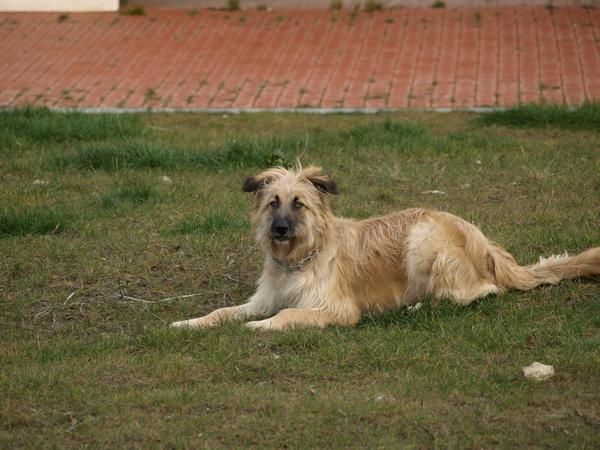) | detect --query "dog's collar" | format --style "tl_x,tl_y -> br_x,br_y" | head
271,247 -> 320,273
